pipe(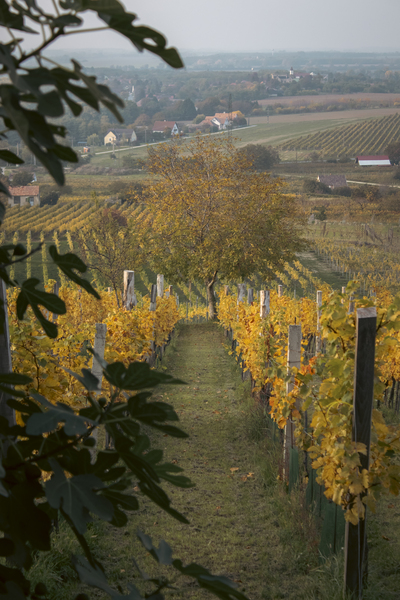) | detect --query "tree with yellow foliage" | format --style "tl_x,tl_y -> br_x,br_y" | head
140,136 -> 304,318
